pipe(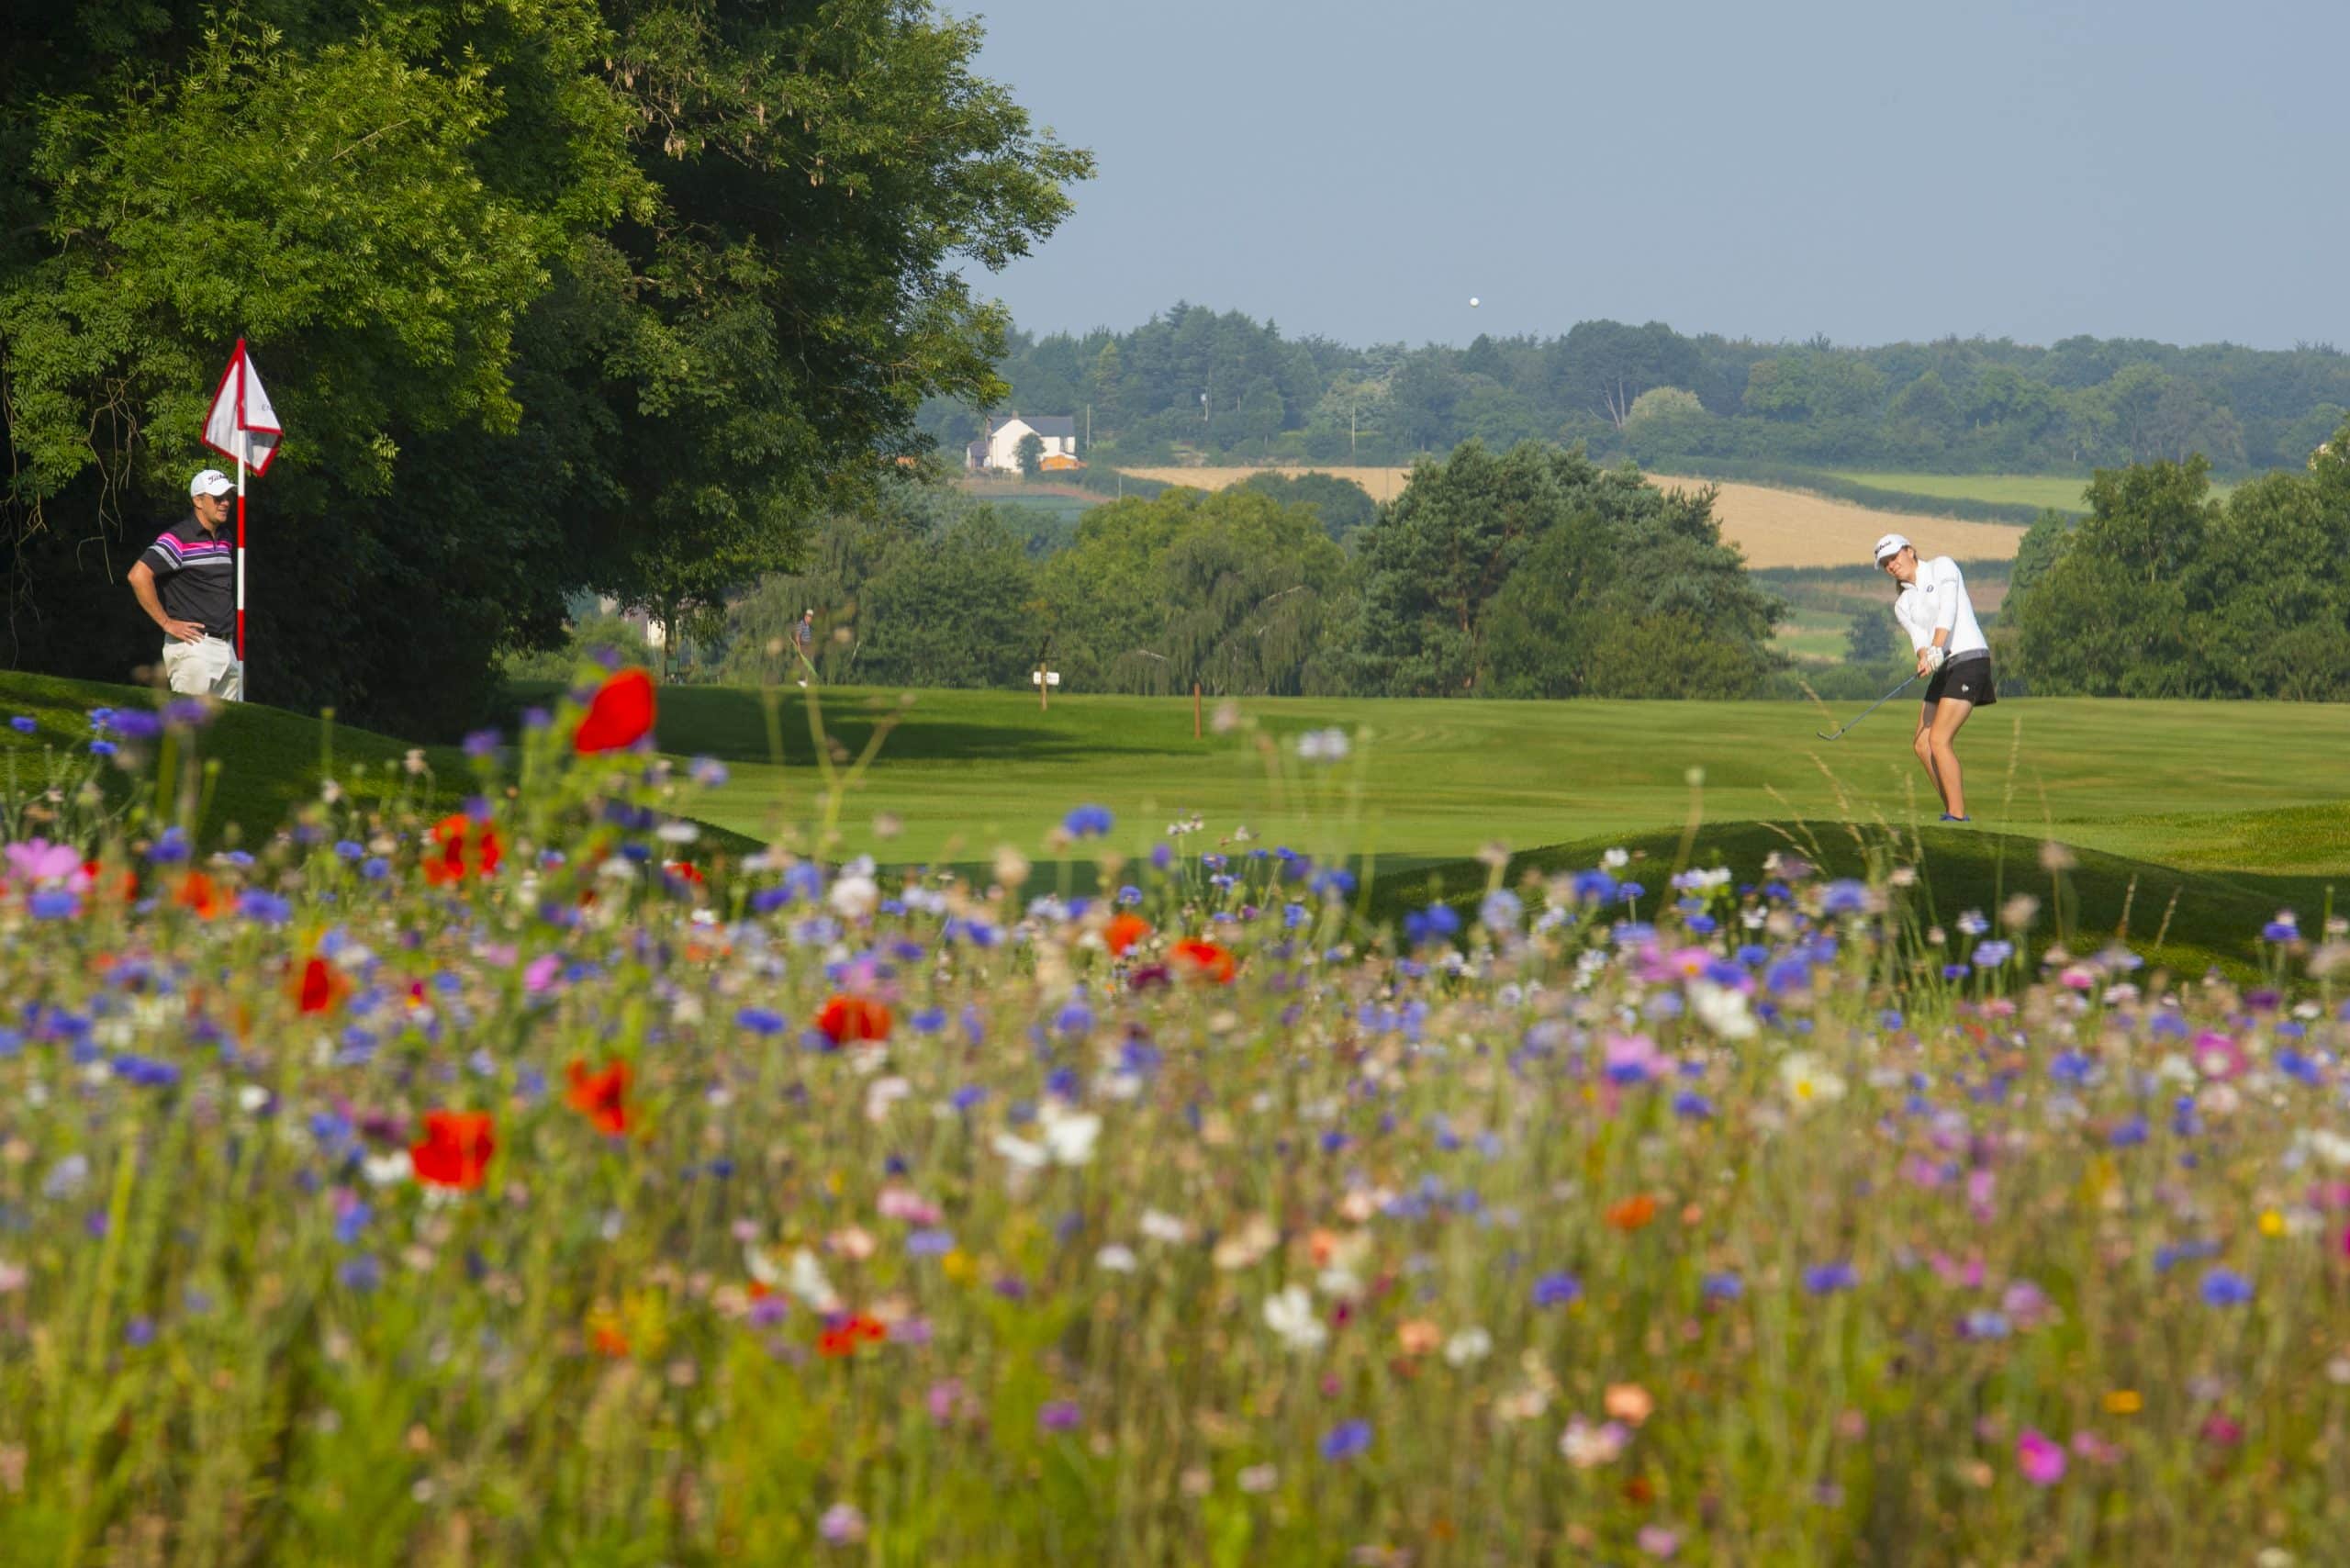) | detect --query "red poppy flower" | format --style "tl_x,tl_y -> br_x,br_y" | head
410,1110 -> 497,1190
1104,913 -> 1152,957
295,956 -> 344,1015
566,1058 -> 632,1137
1170,938 -> 1237,984
575,667 -> 657,755
1605,1194 -> 1659,1233
817,1312 -> 888,1357
174,870 -> 221,919
426,814 -> 502,885
590,1320 -> 630,1359
815,994 -> 892,1047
